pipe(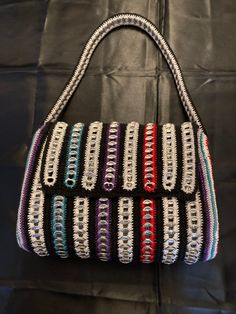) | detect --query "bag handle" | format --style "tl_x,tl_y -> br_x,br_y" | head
43,13 -> 205,132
